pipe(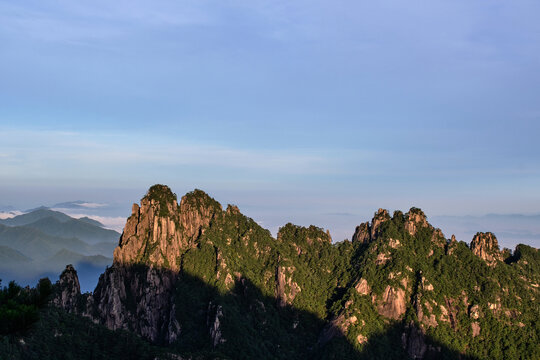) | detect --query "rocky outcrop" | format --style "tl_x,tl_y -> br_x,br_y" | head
405,208 -> 429,236
470,232 -> 503,266
318,313 -> 359,346
275,264 -> 301,307
114,185 -> 221,271
355,278 -> 371,295
46,185 -> 540,360
352,222 -> 371,244
86,186 -> 223,343
353,208 -> 414,243
469,304 -> 481,319
377,285 -> 407,320
53,264 -> 81,312
371,208 -> 390,240
91,265 -> 180,344
207,303 -> 226,347
440,298 -> 459,330
352,209 -> 392,244
51,264 -> 181,345
471,322 -> 481,337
